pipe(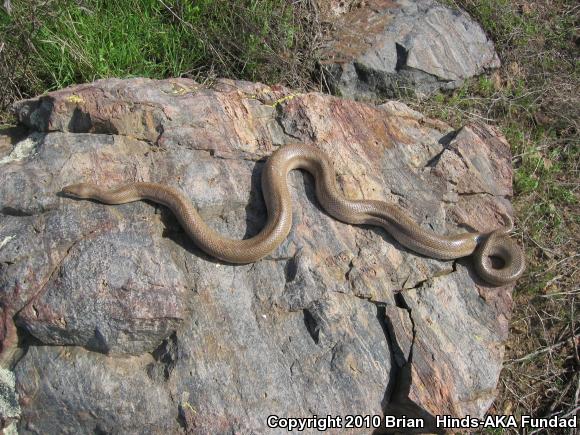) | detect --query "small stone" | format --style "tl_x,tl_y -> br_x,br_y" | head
320,0 -> 501,101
